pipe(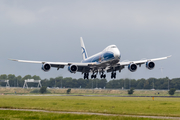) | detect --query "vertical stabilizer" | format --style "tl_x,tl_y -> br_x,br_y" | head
80,37 -> 88,60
